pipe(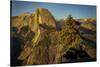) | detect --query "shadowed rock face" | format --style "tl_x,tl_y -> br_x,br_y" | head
11,36 -> 23,66
61,47 -> 90,62
61,46 -> 96,63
